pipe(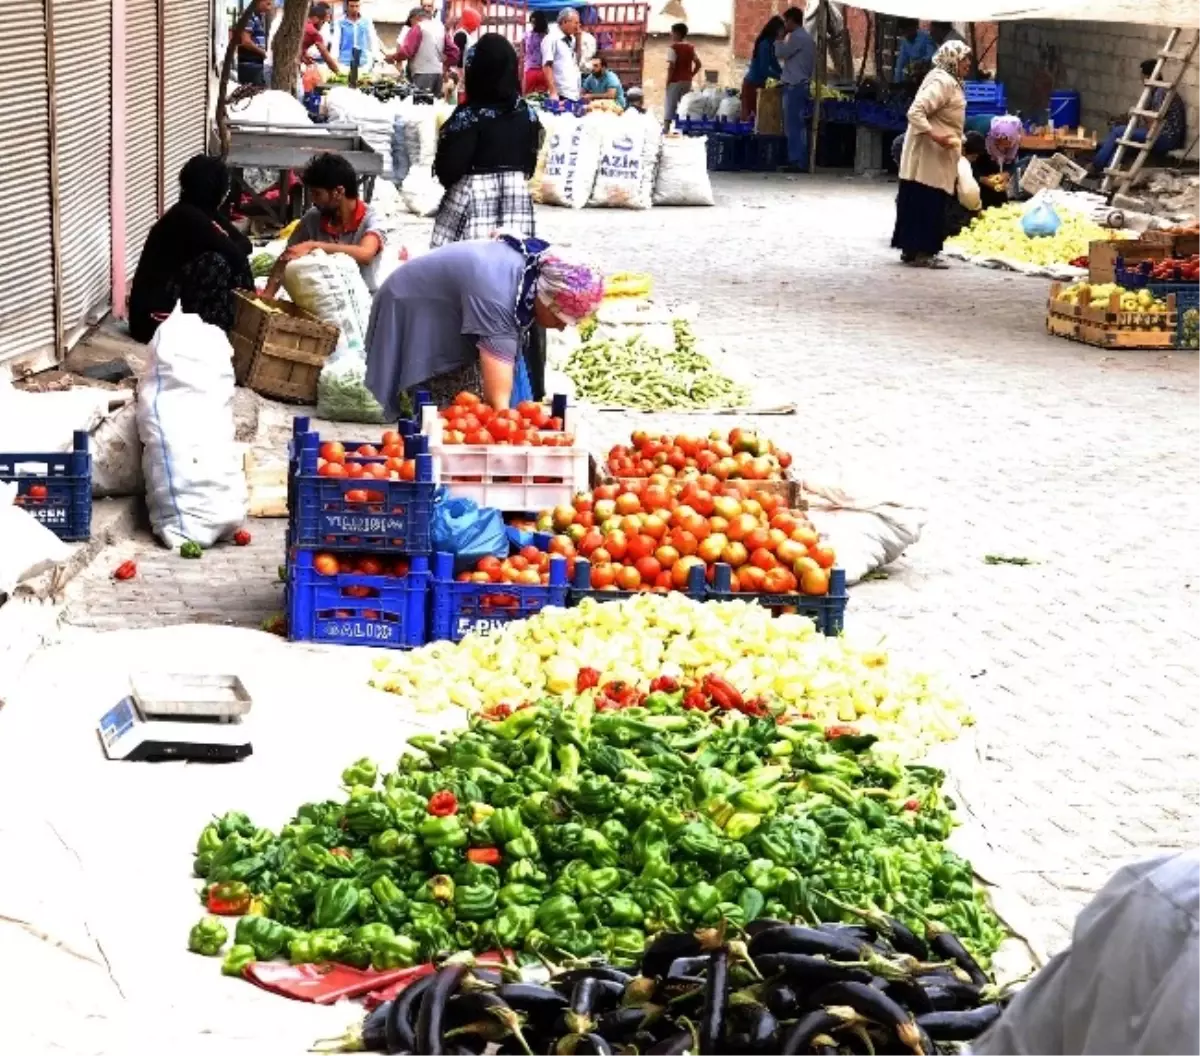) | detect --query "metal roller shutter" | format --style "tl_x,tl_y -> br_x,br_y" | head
162,0 -> 212,208
0,15 -> 56,367
125,0 -> 161,272
53,0 -> 113,344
